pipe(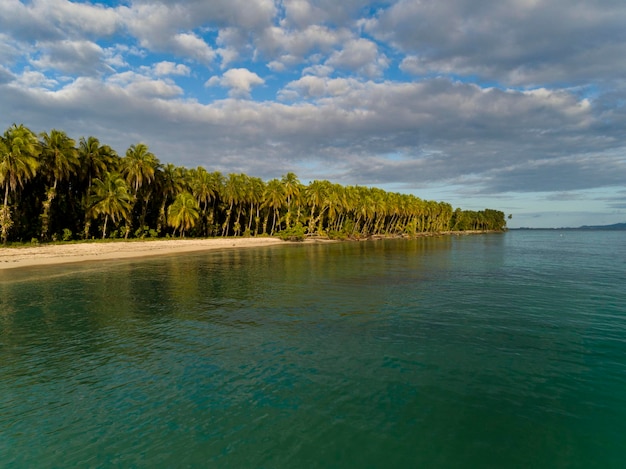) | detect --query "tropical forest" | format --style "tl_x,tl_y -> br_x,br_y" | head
0,123 -> 506,244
